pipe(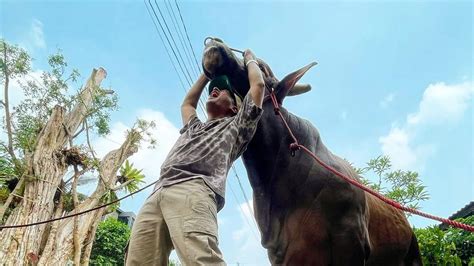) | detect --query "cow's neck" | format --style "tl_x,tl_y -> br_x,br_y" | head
242,102 -> 292,191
